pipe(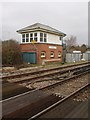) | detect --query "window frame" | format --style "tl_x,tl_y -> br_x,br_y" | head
26,33 -> 29,42
30,33 -> 33,42
58,51 -> 62,58
41,51 -> 46,58
34,33 -> 38,42
44,33 -> 47,42
40,32 -> 47,43
59,36 -> 62,40
50,51 -> 54,58
40,33 -> 43,42
22,34 -> 25,42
